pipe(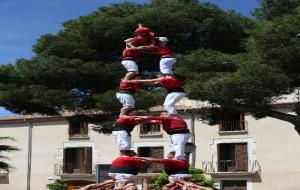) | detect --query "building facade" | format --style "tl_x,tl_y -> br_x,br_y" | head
0,99 -> 300,190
